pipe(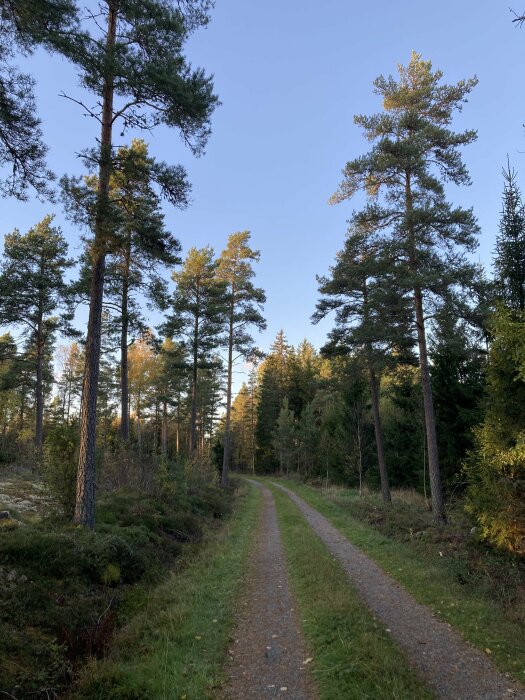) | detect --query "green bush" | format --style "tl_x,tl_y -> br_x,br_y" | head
42,424 -> 79,516
465,307 -> 525,555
